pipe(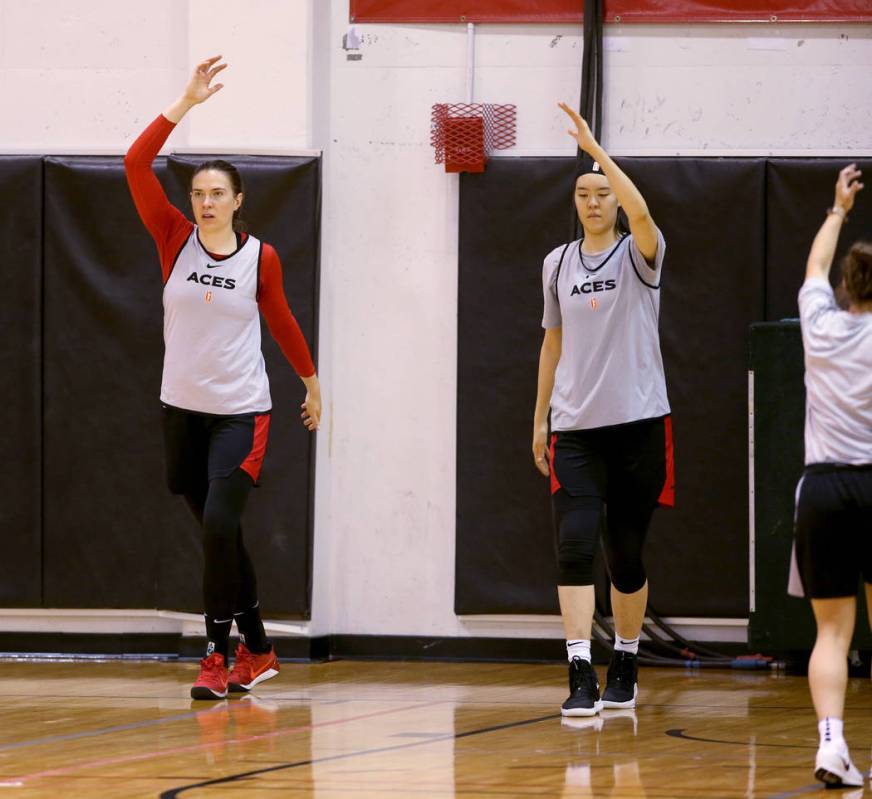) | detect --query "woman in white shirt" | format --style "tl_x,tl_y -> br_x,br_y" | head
794,164 -> 872,789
